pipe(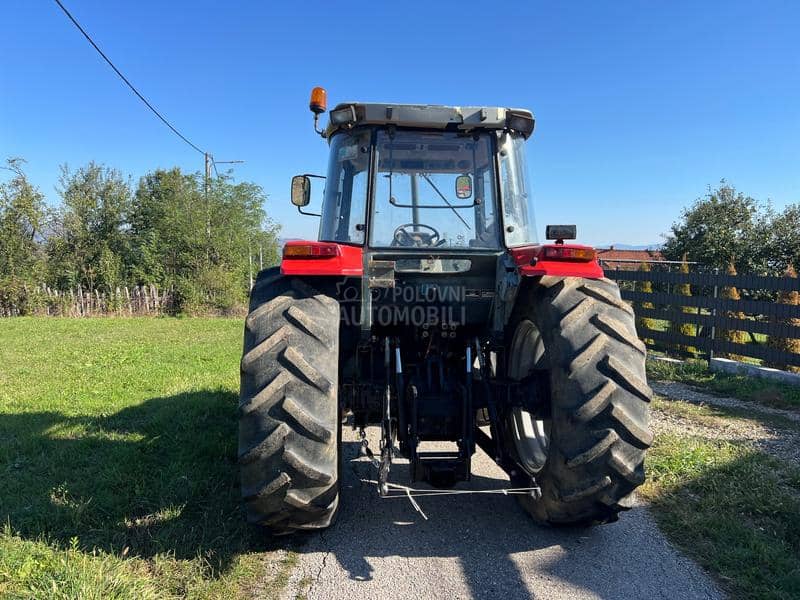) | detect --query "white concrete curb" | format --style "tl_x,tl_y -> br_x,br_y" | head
710,357 -> 800,387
